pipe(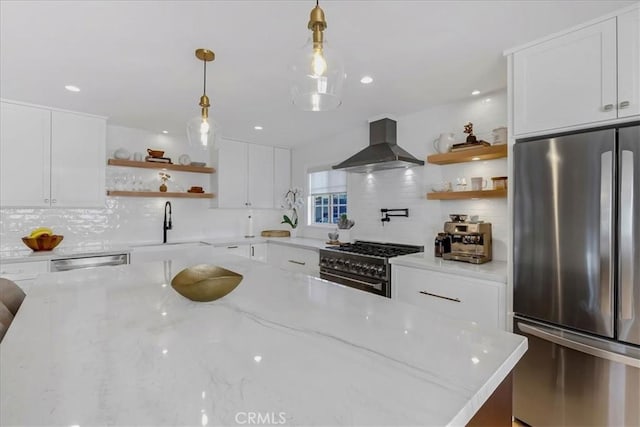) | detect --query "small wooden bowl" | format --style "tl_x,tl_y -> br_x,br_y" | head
22,235 -> 64,251
171,264 -> 243,302
147,149 -> 165,158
